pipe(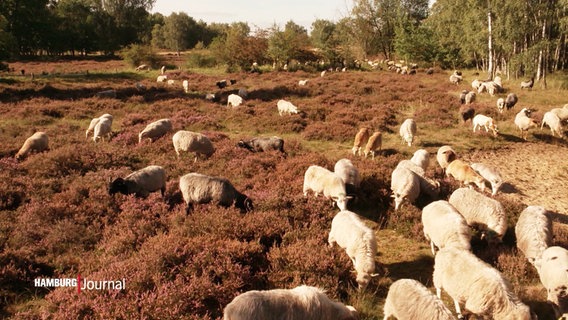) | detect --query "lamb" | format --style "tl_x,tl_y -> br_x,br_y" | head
514,108 -> 539,140
227,94 -> 244,107
303,165 -> 352,211
108,165 -> 166,198
515,206 -> 552,266
277,99 -> 299,116
520,77 -> 534,90
328,210 -> 377,290
172,130 -> 215,161
383,279 -> 457,320
449,71 -> 463,85
86,114 -> 113,139
470,162 -> 503,196
536,246 -> 568,319
179,172 -> 253,214
422,200 -> 472,255
15,132 -> 49,160
334,158 -> 360,196
156,75 -> 168,83
139,118 -> 173,144
223,285 -> 358,320
541,111 -> 564,138
95,89 -> 117,99
472,114 -> 499,137
352,127 -> 370,156
92,116 -> 113,142
390,166 -> 420,210
436,145 -> 457,170
363,131 -> 382,159
399,118 -> 417,146
237,136 -> 285,154
448,187 -> 507,243
445,160 -> 486,192
182,80 -> 189,93
433,247 -> 532,320
459,105 -> 475,123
